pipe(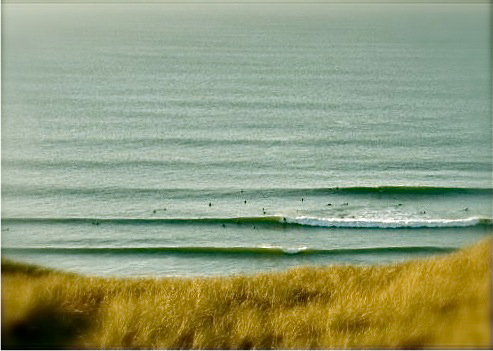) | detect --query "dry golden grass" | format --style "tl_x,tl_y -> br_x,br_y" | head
2,238 -> 491,349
